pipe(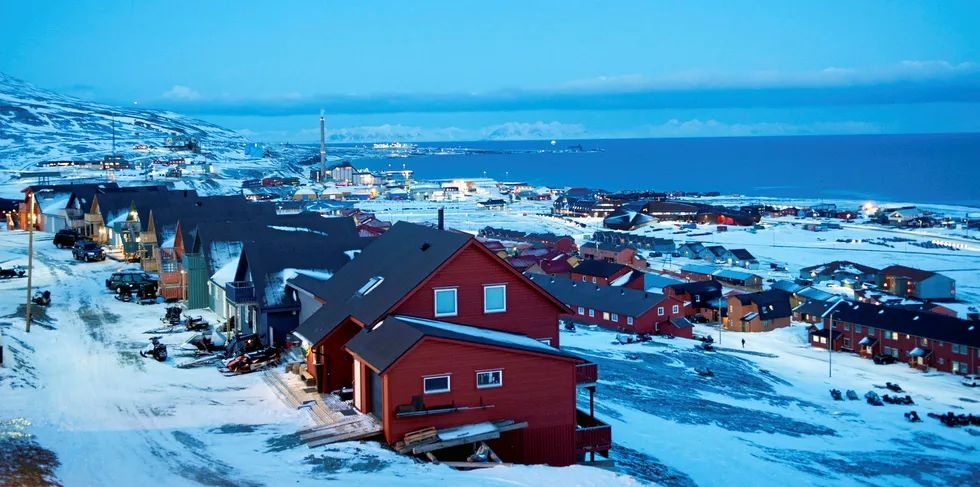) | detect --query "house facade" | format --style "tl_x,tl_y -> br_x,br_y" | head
579,243 -> 646,267
725,290 -> 792,332
876,265 -> 956,301
799,261 -> 879,287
